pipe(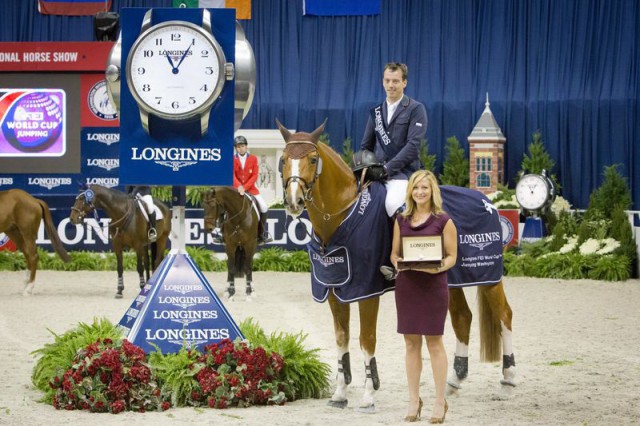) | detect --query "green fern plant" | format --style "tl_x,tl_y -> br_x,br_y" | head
419,138 -> 436,174
148,347 -> 201,407
440,136 -> 469,186
30,318 -> 124,403
239,318 -> 330,400
588,255 -> 631,281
